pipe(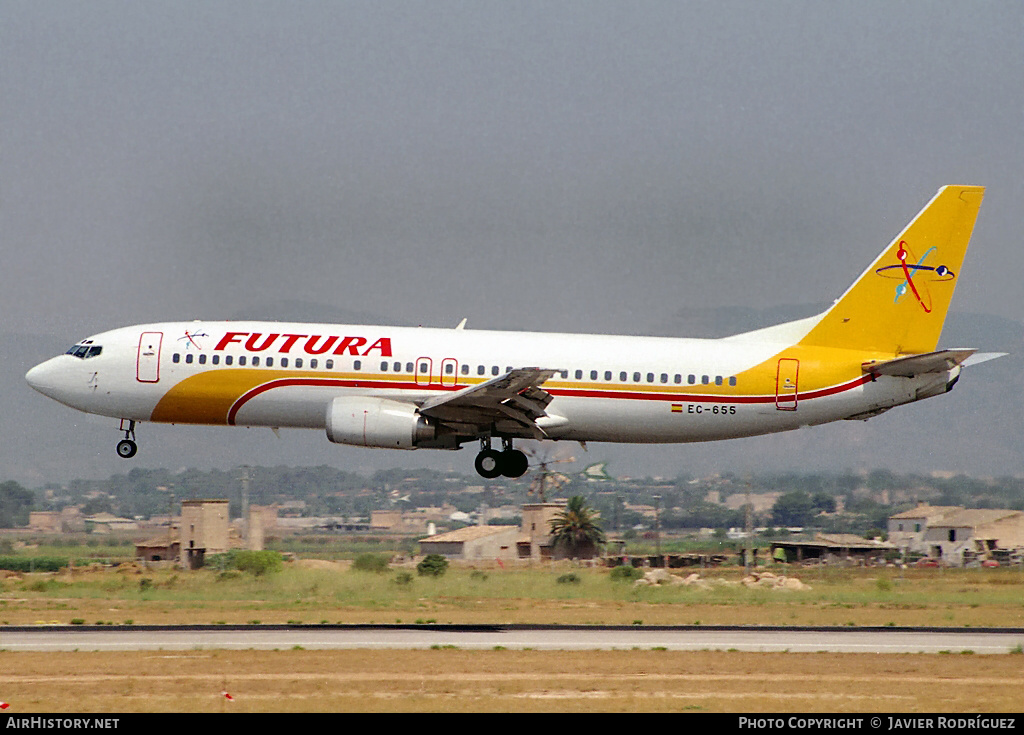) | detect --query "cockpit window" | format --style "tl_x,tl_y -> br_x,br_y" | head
66,341 -> 102,359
